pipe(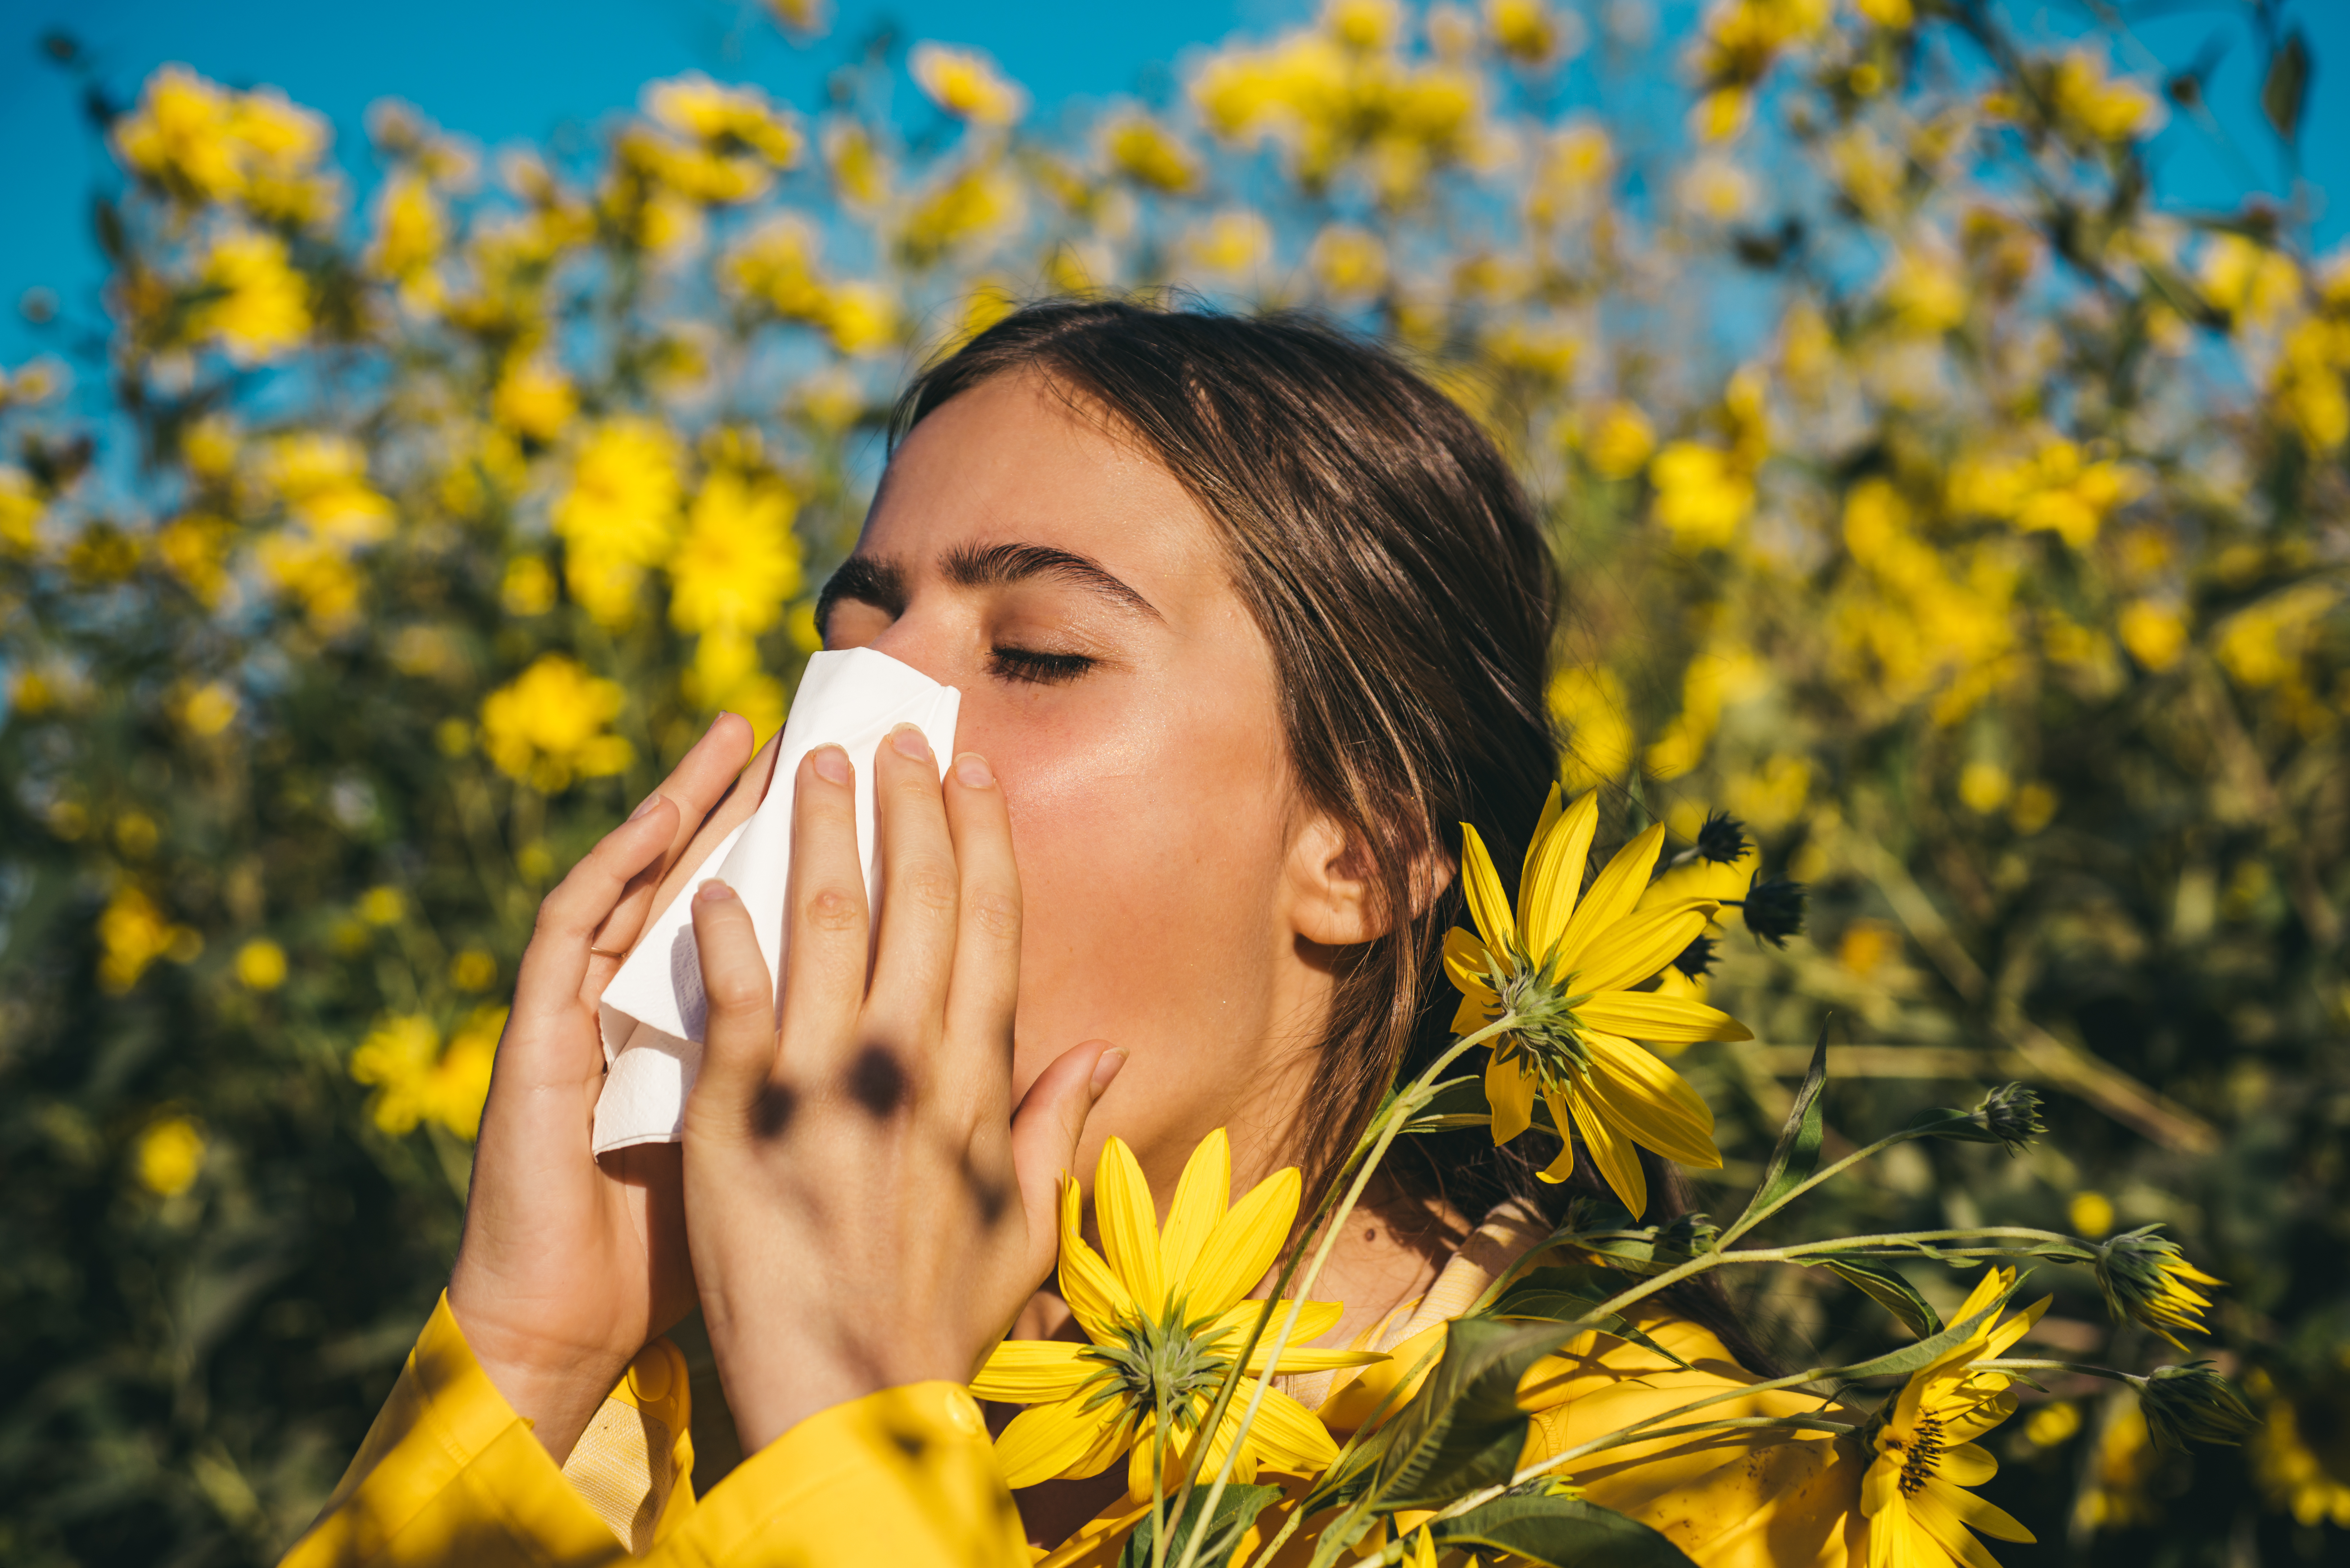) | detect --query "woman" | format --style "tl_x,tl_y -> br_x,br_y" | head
284,302 -> 1854,1567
